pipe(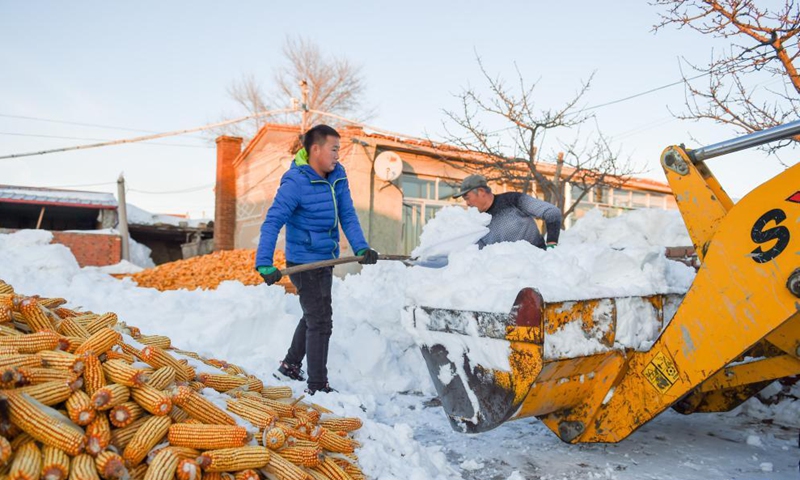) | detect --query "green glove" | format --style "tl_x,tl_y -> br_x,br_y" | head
257,266 -> 281,285
546,243 -> 557,250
